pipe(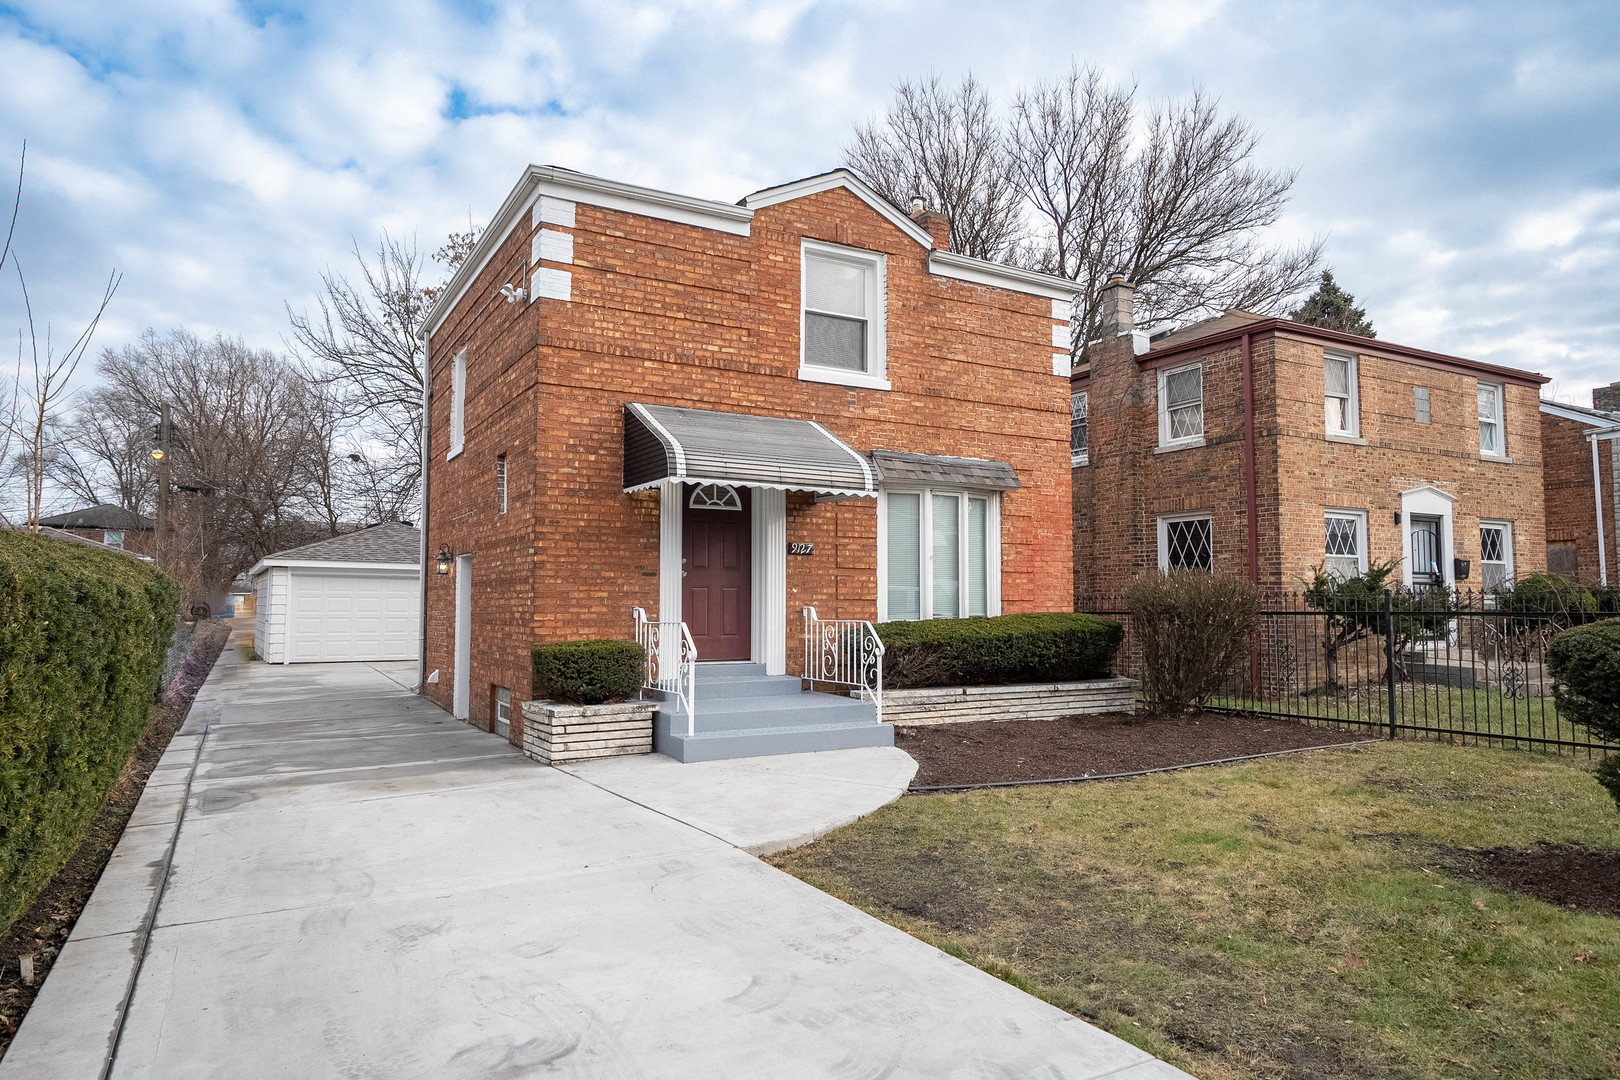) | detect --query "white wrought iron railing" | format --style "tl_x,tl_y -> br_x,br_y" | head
632,607 -> 696,736
801,606 -> 885,723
